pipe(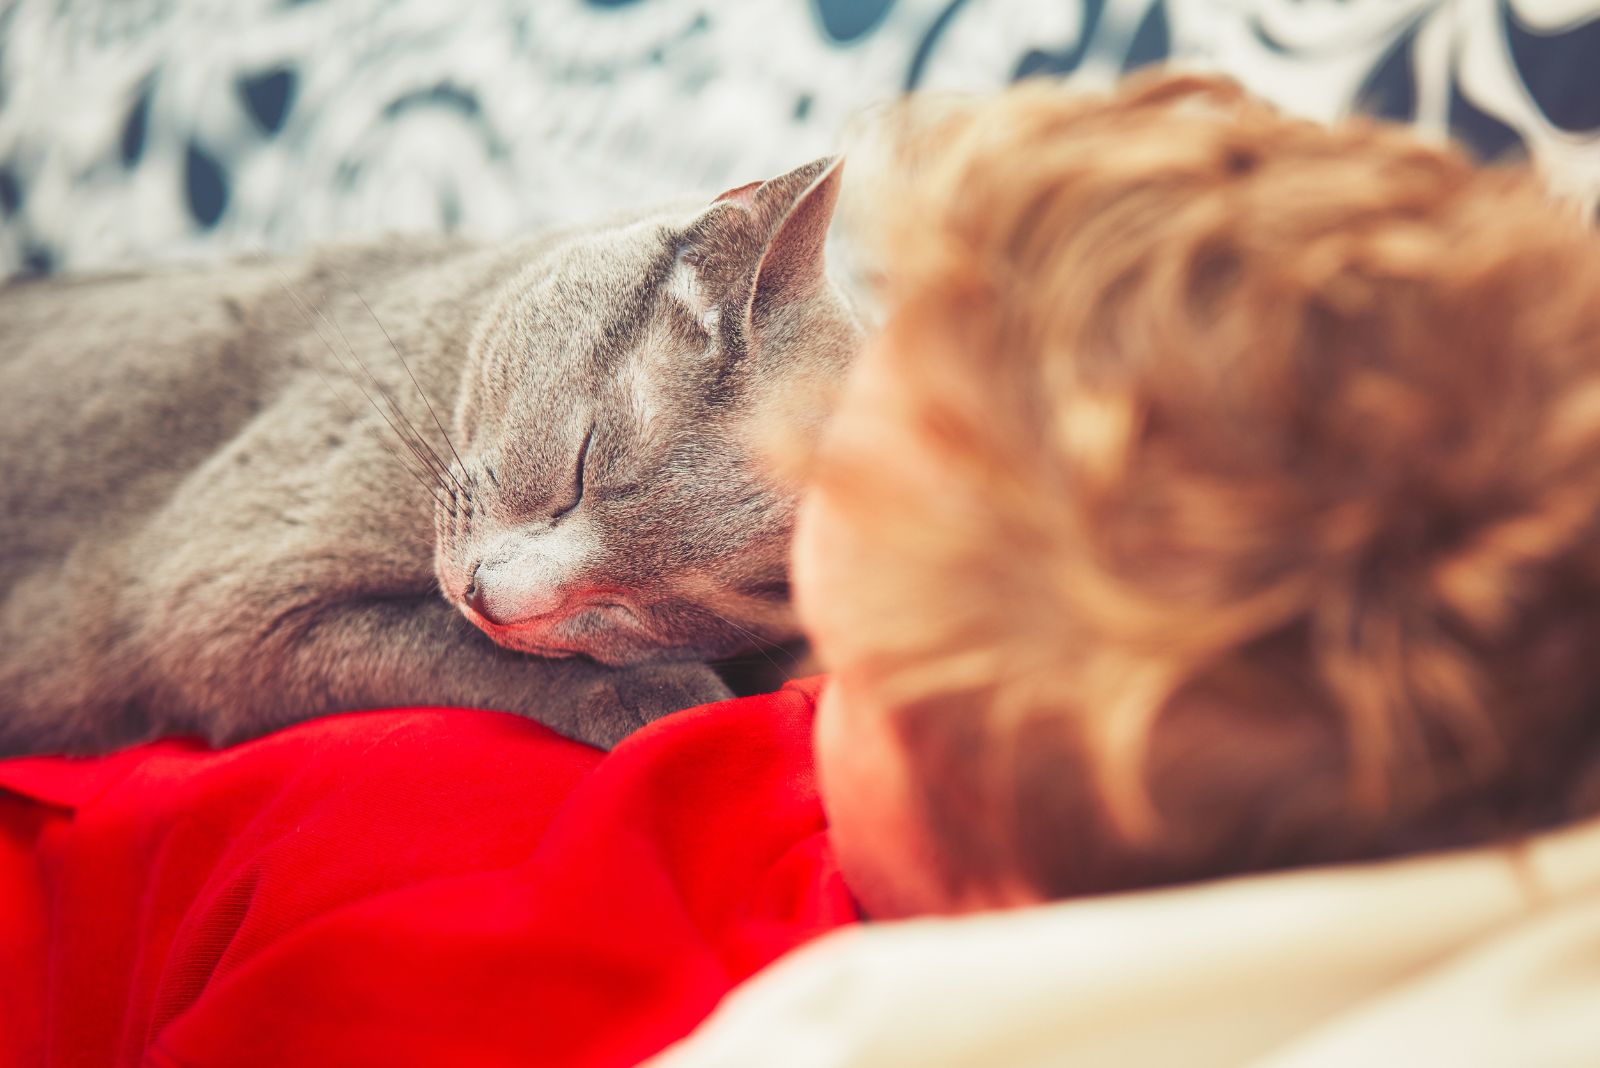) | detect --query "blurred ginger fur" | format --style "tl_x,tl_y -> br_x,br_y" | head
807,72 -> 1600,902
